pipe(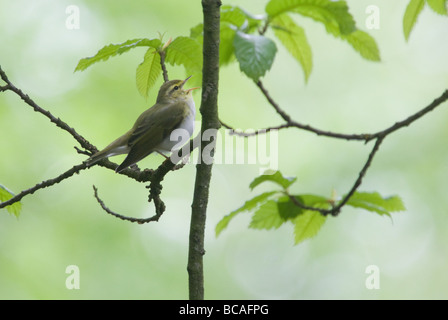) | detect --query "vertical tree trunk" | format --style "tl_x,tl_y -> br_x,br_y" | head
187,0 -> 221,300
